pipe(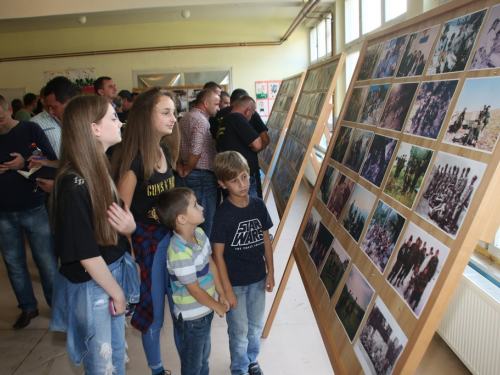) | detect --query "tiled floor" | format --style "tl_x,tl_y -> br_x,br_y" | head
0,183 -> 471,374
